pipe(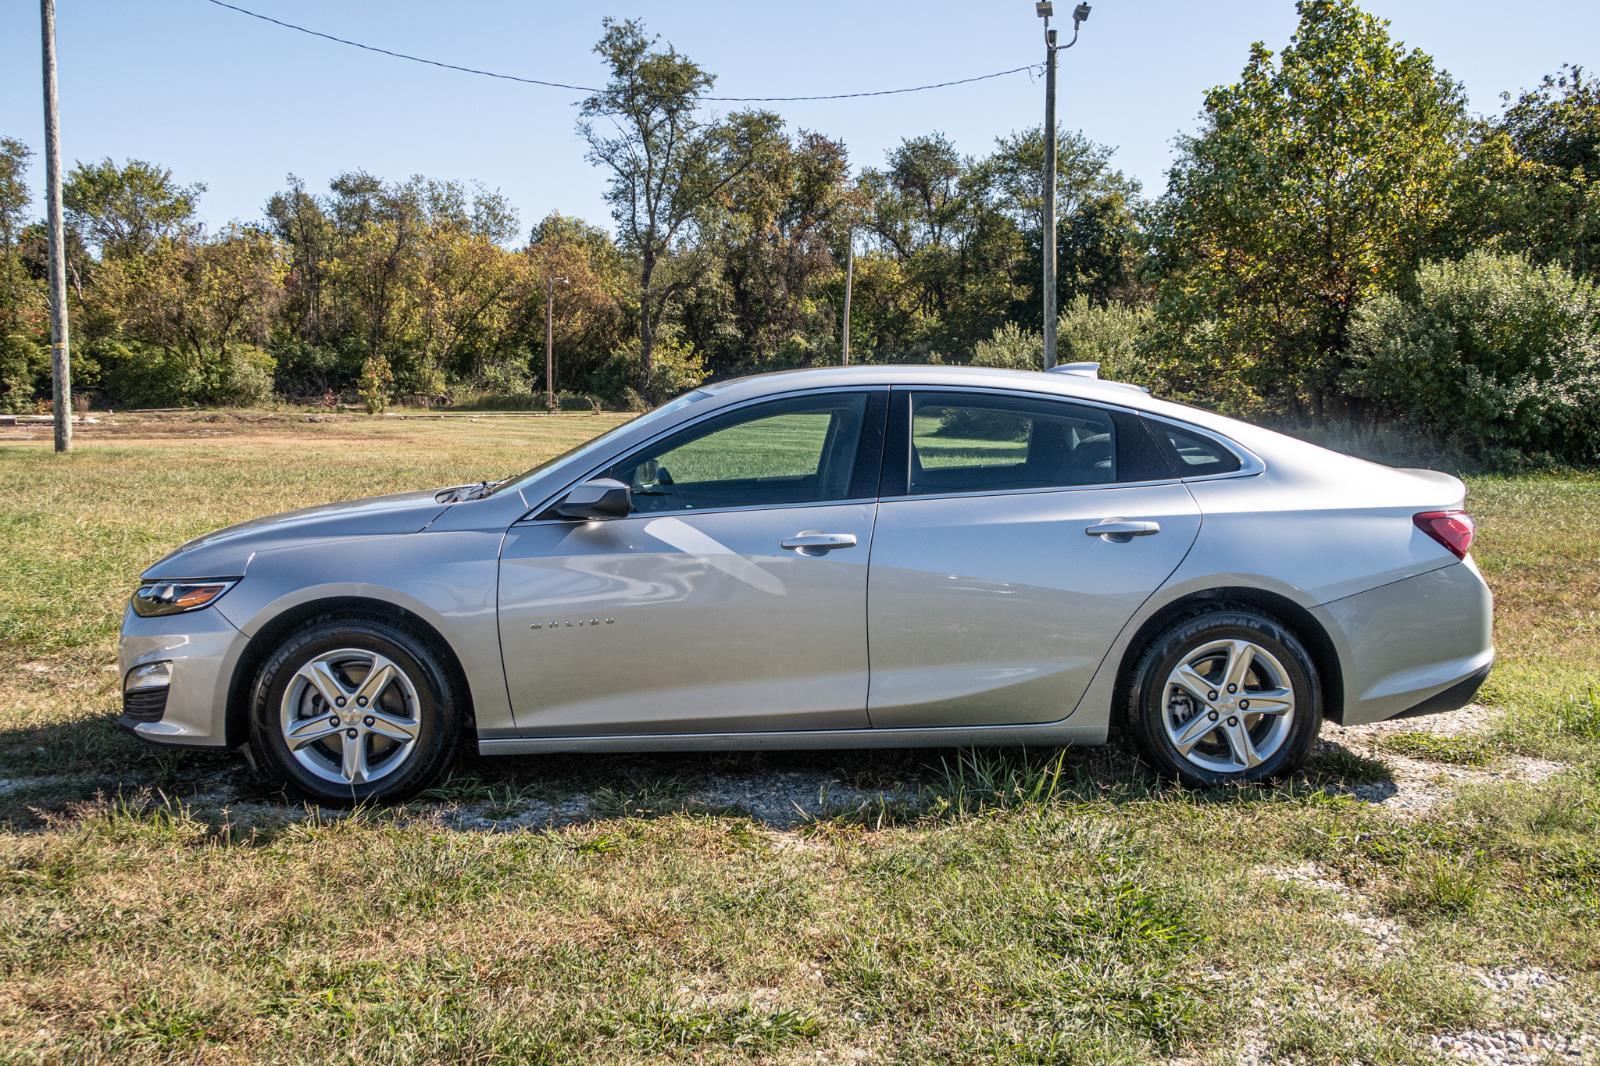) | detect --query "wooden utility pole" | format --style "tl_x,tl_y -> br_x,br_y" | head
1038,2 -> 1088,370
40,0 -> 71,451
544,273 -> 566,413
1042,25 -> 1059,369
841,235 -> 853,366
